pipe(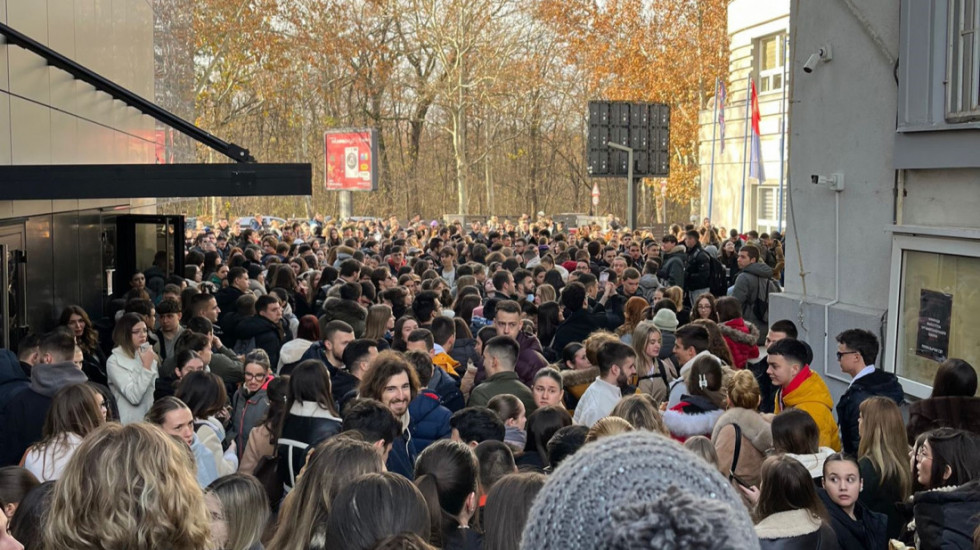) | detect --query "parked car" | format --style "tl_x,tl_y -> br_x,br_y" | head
235,215 -> 287,231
